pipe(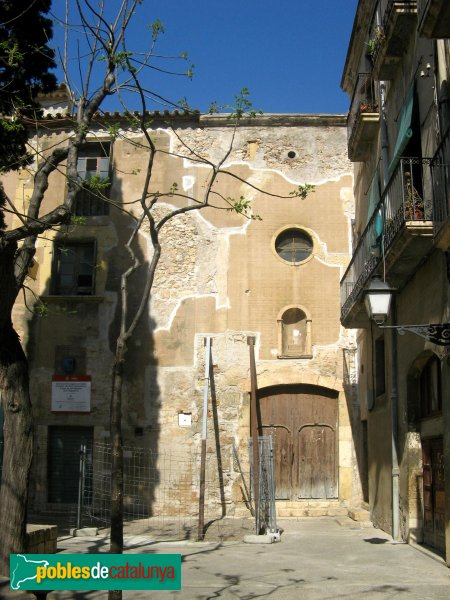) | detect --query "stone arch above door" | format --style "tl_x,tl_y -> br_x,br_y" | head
249,371 -> 343,394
